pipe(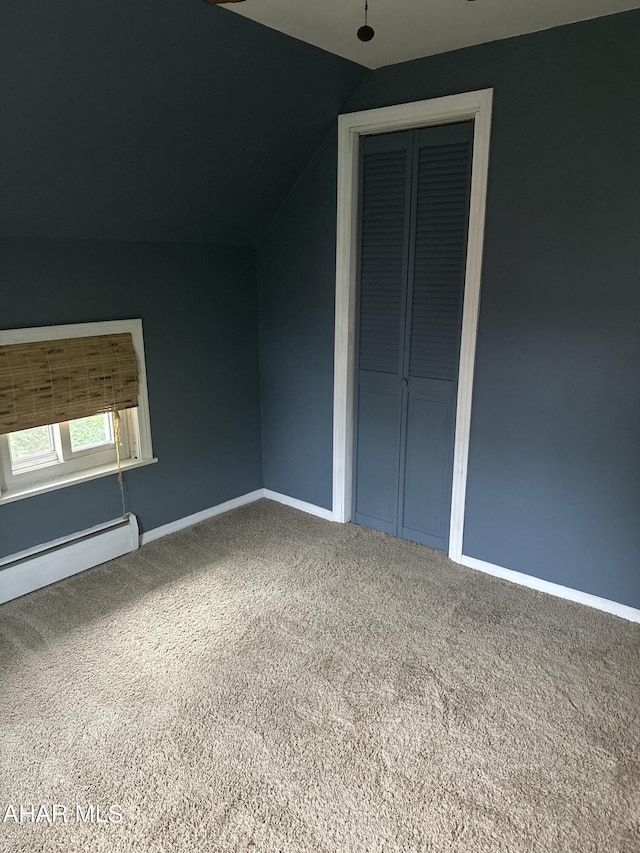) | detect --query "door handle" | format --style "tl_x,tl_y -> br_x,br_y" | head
401,378 -> 408,388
